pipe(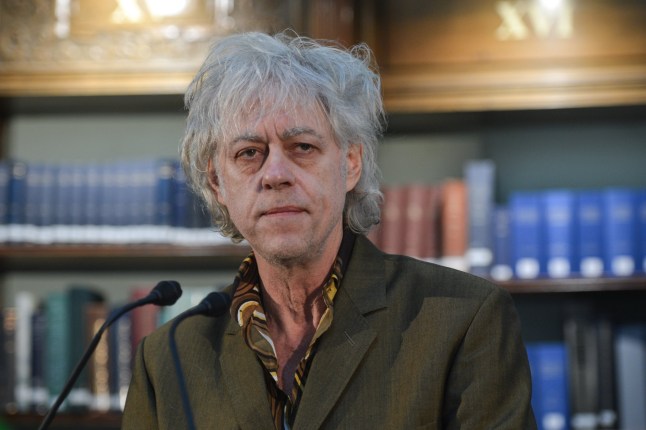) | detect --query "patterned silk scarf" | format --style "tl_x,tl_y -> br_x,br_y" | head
229,231 -> 355,429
